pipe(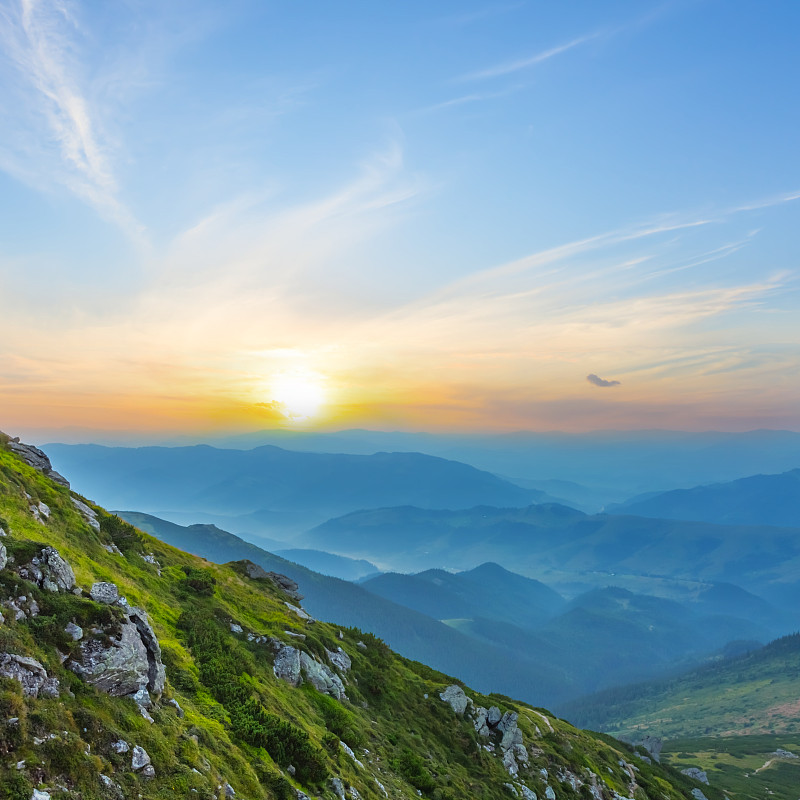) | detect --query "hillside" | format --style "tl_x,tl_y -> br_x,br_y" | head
559,633 -> 800,740
615,469 -> 800,528
43,444 -> 540,537
0,433 -> 710,800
